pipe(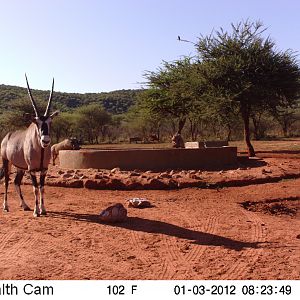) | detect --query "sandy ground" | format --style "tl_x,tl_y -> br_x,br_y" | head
0,157 -> 299,280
